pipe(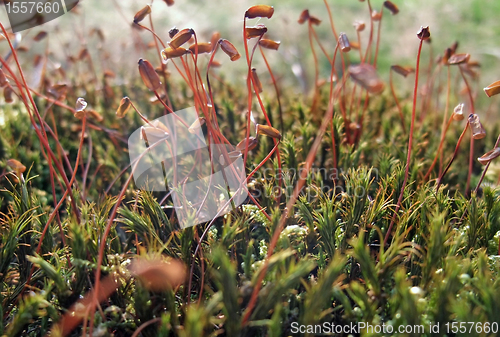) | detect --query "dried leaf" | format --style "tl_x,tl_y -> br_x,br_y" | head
169,27 -> 179,39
